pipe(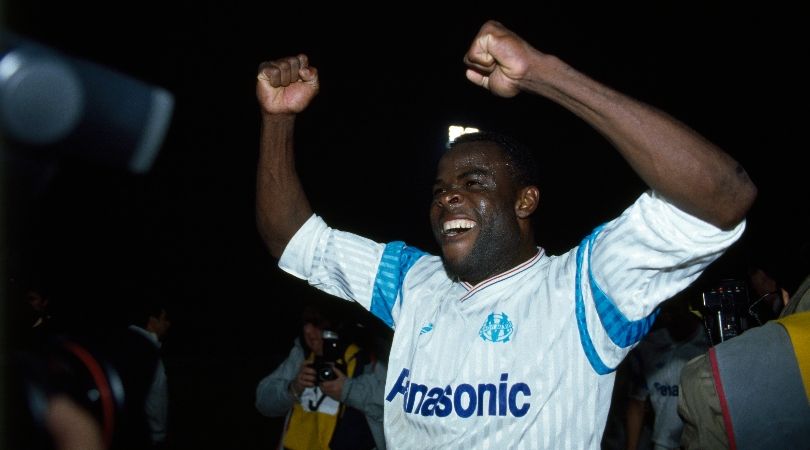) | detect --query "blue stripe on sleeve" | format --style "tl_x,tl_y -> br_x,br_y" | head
370,241 -> 426,328
575,225 -> 660,375
585,231 -> 659,347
